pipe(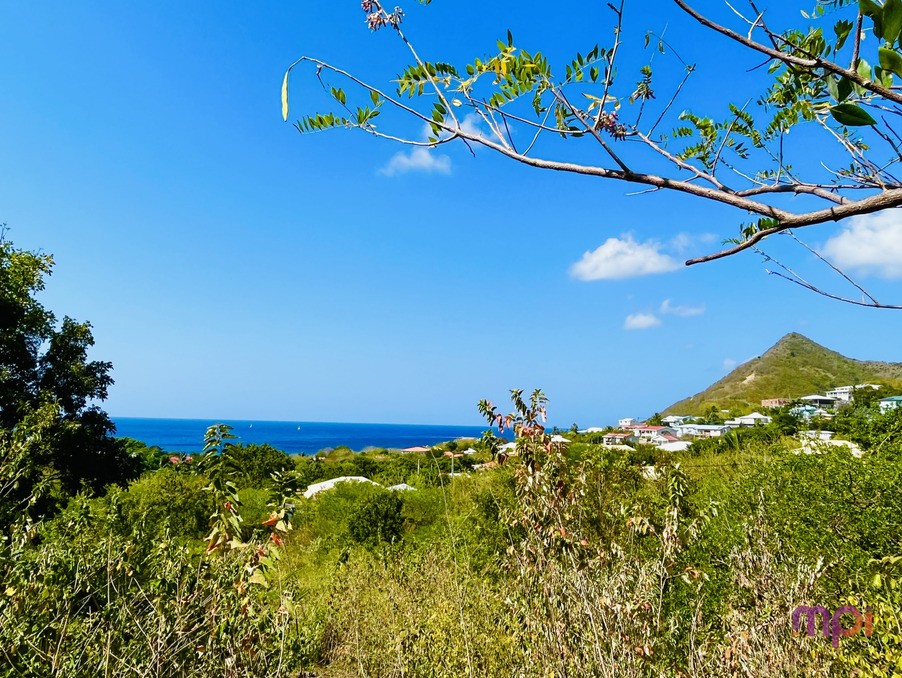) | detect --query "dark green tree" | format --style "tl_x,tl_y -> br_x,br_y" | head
0,233 -> 141,523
